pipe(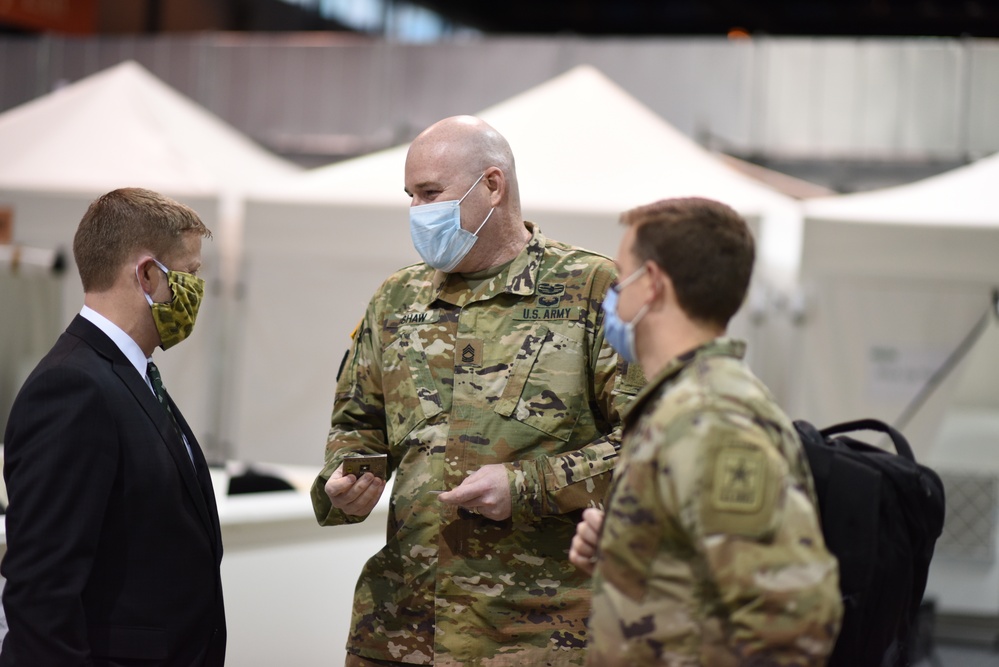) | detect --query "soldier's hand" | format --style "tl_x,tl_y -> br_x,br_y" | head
438,464 -> 511,521
325,464 -> 385,517
570,507 -> 604,574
